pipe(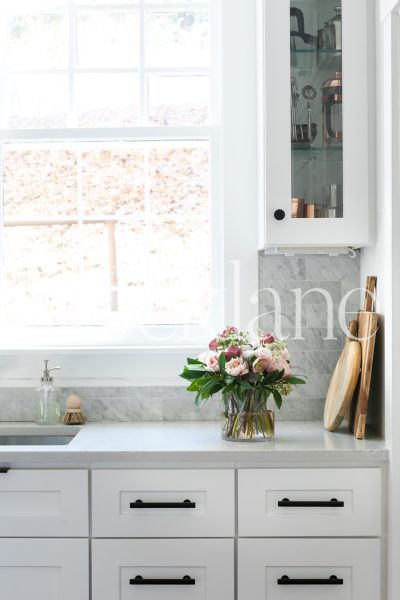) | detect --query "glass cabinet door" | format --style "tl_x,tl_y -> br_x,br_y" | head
290,0 -> 343,220
264,0 -> 373,247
